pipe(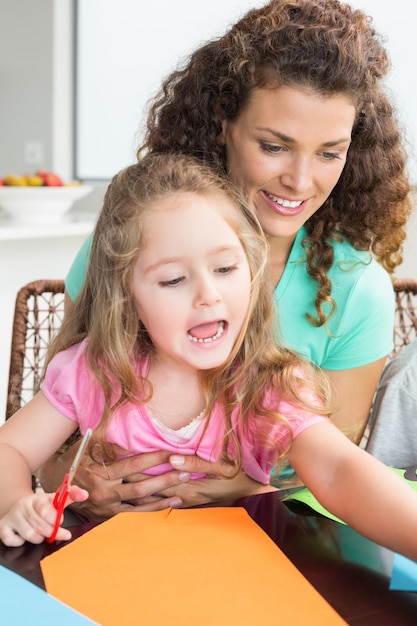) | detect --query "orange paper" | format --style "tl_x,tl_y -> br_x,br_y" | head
41,508 -> 346,625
